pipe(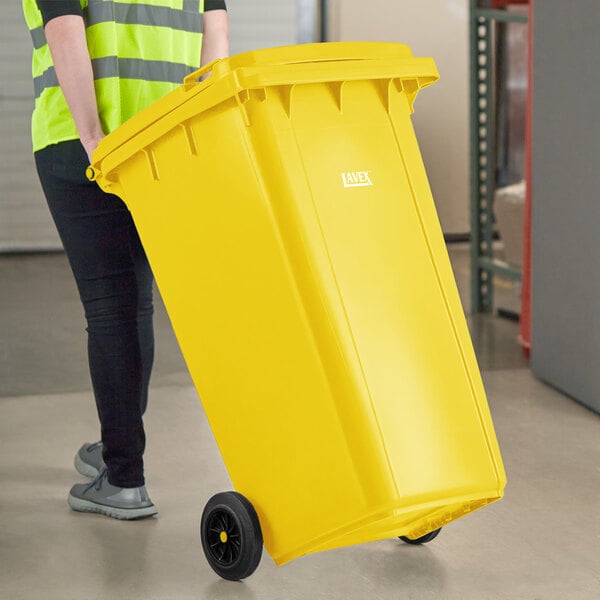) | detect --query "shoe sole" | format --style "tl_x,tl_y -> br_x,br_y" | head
74,453 -> 101,479
68,494 -> 158,520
